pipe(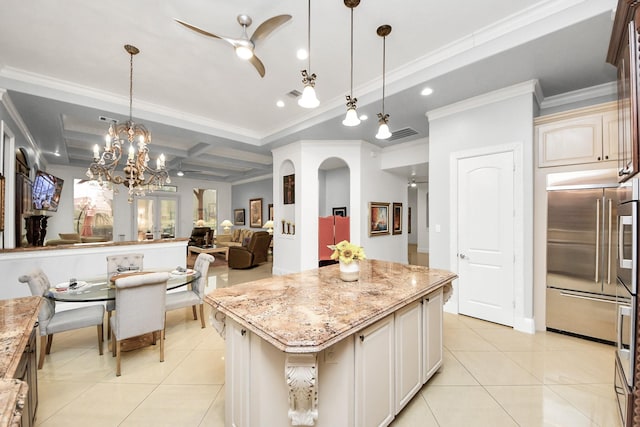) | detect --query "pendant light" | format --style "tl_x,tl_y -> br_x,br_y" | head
375,25 -> 392,140
298,0 -> 319,108
342,0 -> 360,126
